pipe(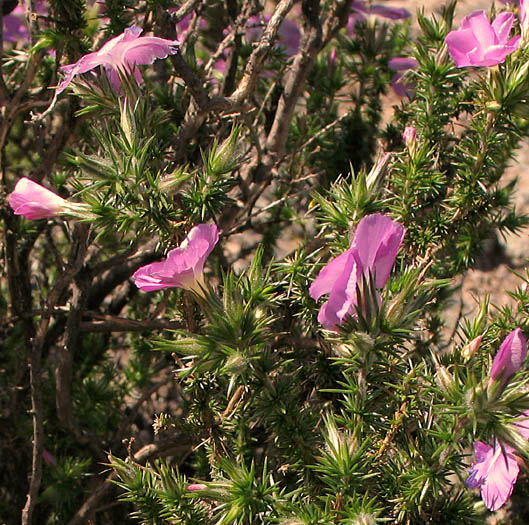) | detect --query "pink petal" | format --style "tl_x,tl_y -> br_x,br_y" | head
119,36 -> 180,67
465,11 -> 496,49
481,444 -> 519,511
467,440 -> 519,510
489,328 -> 527,387
391,72 -> 415,97
445,28 -> 478,67
8,177 -> 67,220
310,250 -> 354,301
352,214 -> 406,288
315,251 -> 360,330
513,411 -> 529,440
480,40 -> 520,66
491,12 -> 515,42
133,224 -> 218,293
388,57 -> 418,71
